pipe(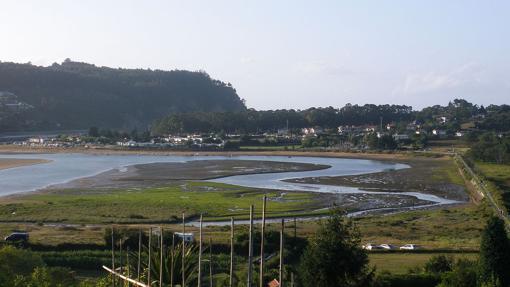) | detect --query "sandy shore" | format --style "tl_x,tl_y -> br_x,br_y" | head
0,158 -> 51,170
